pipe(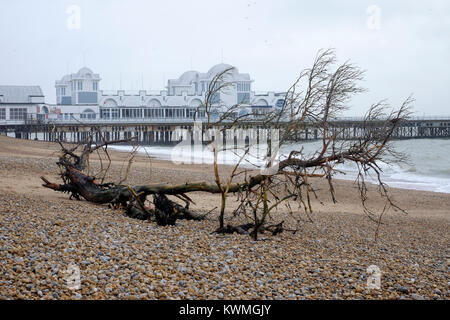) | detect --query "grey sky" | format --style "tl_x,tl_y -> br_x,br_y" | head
0,0 -> 449,115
